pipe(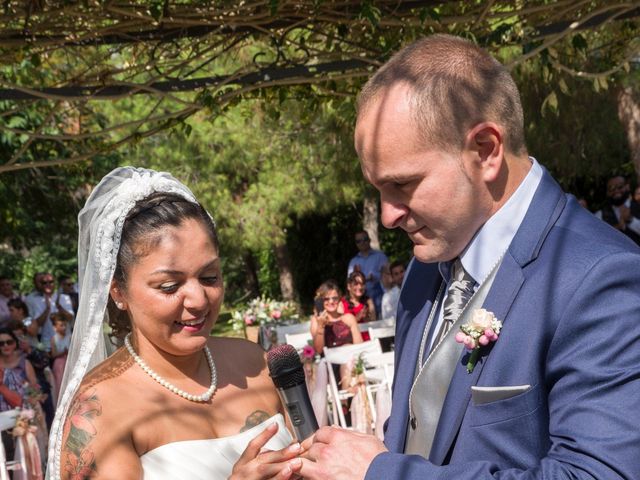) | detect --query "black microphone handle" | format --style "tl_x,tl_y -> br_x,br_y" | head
276,382 -> 319,441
